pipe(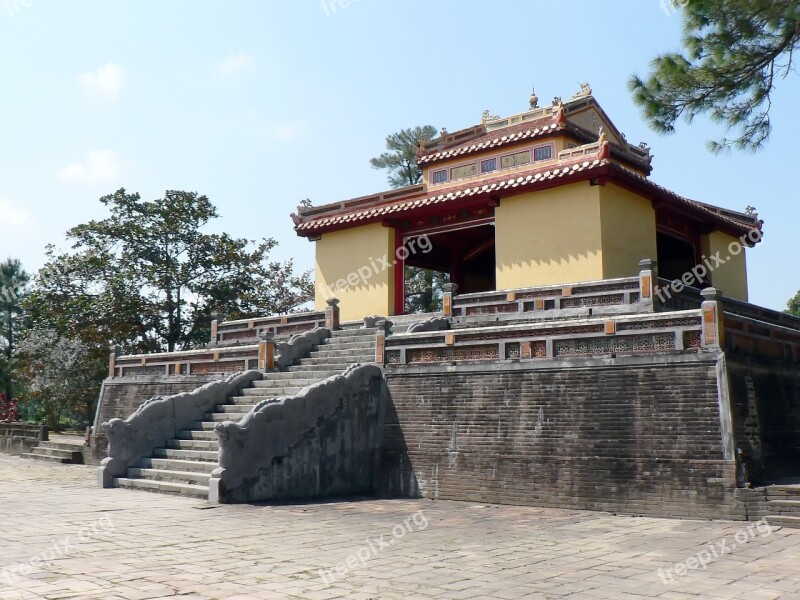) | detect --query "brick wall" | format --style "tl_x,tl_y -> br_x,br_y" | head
376,352 -> 742,520
726,355 -> 800,483
91,375 -> 220,453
